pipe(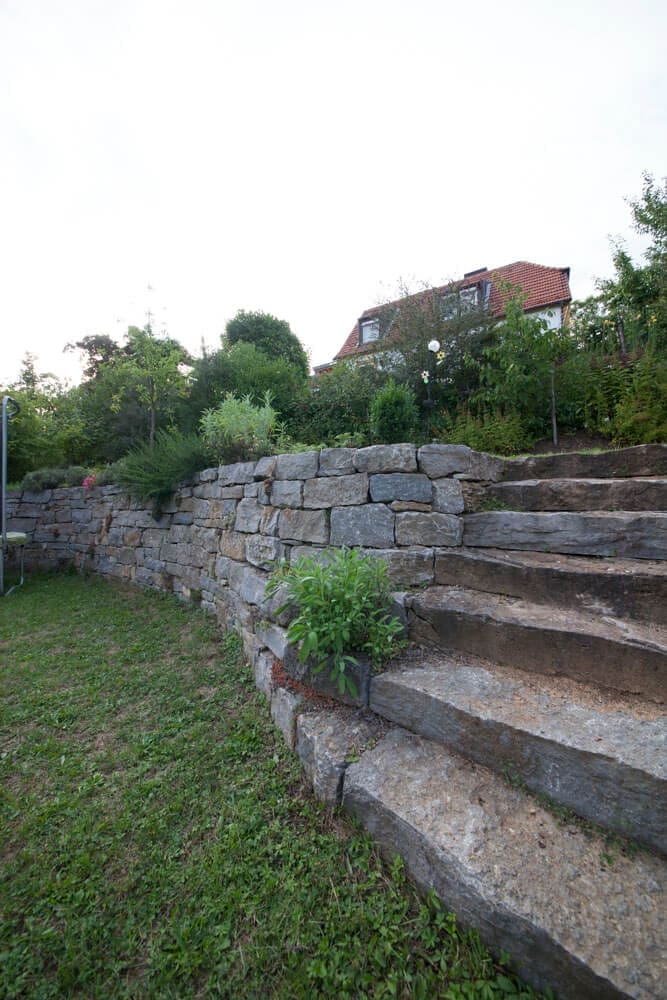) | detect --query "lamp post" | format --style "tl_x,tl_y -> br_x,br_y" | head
422,339 -> 441,407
